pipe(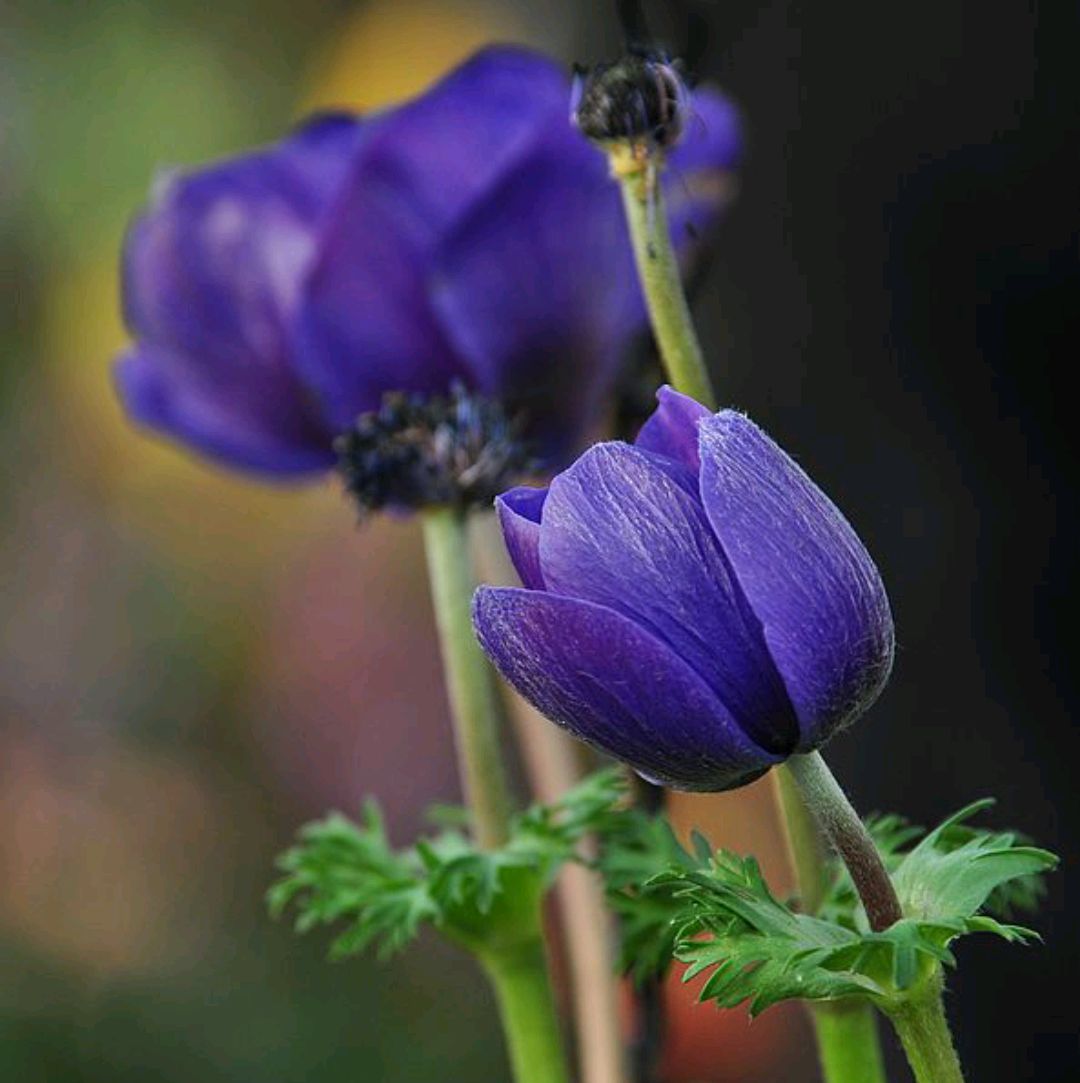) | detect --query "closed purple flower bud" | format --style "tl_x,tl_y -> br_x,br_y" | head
114,47 -> 741,485
472,388 -> 894,791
